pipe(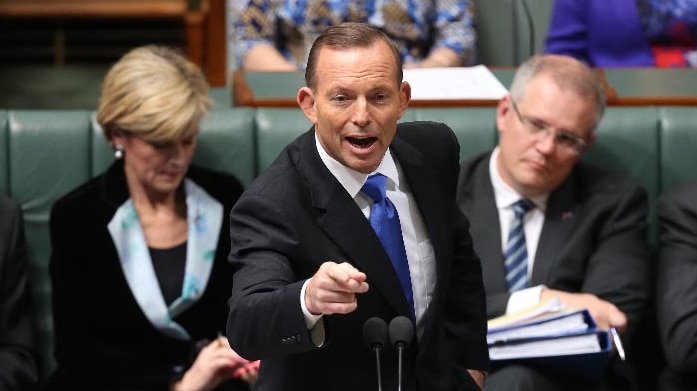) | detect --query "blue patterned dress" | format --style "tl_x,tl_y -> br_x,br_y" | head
230,0 -> 476,68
